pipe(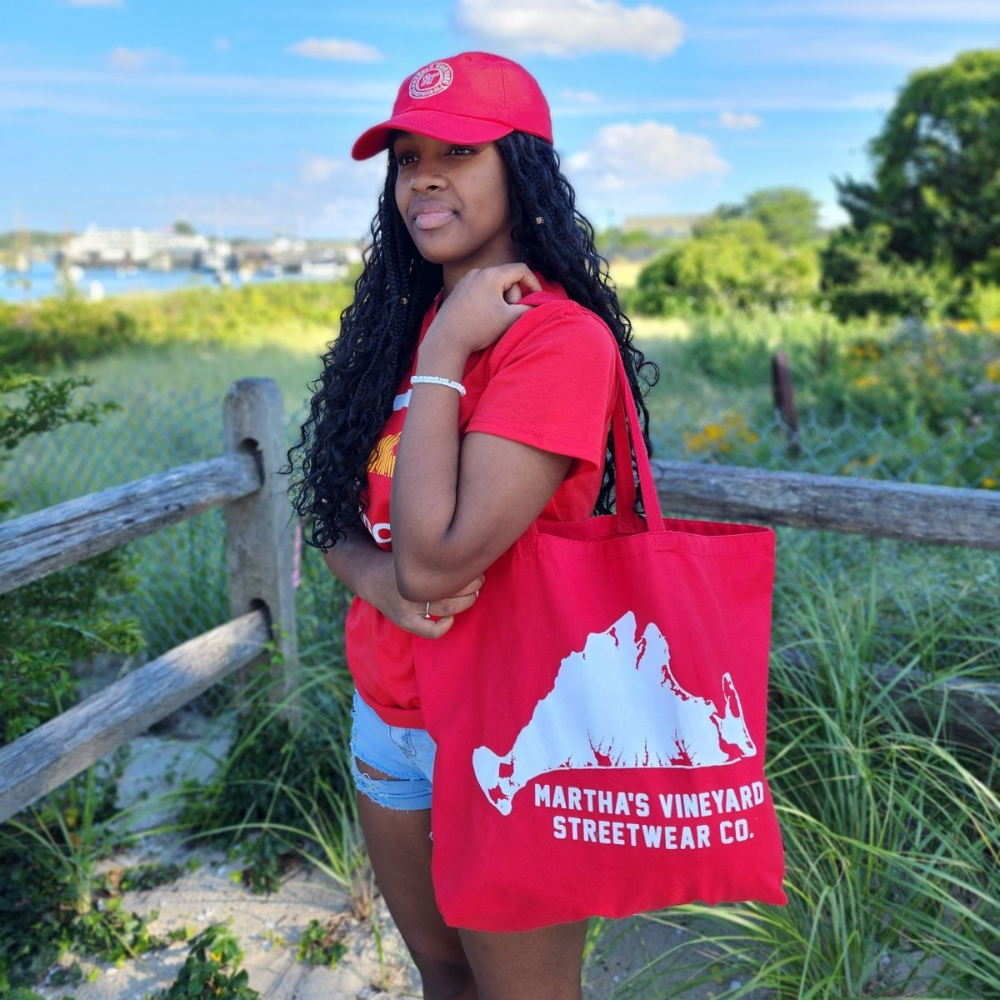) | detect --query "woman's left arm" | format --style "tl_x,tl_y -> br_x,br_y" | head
391,264 -> 572,602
